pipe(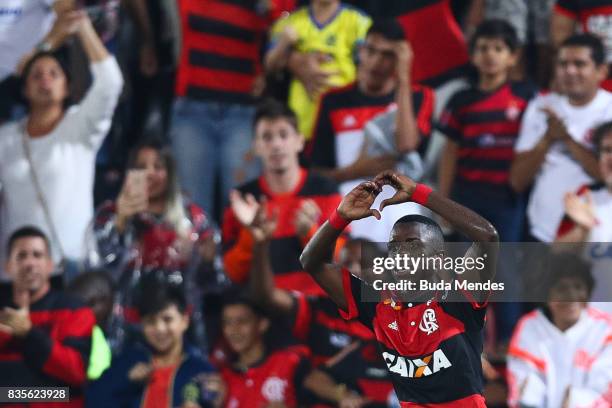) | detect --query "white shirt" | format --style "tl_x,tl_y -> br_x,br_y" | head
0,57 -> 123,278
0,0 -> 56,81
507,308 -> 612,408
516,90 -> 612,242
566,184 -> 612,314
